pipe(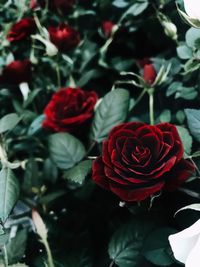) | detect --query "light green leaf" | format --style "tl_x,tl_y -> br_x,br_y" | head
0,113 -> 21,134
90,89 -> 130,142
48,133 -> 86,170
0,168 -> 19,222
177,45 -> 193,59
185,109 -> 200,143
64,160 -> 92,185
186,27 -> 200,48
176,126 -> 193,155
